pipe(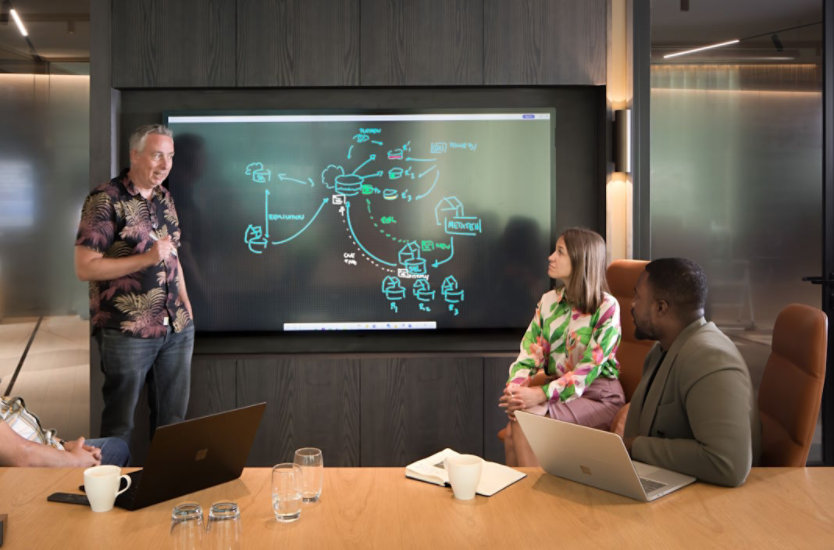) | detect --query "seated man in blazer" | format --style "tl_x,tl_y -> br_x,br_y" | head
623,257 -> 760,487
